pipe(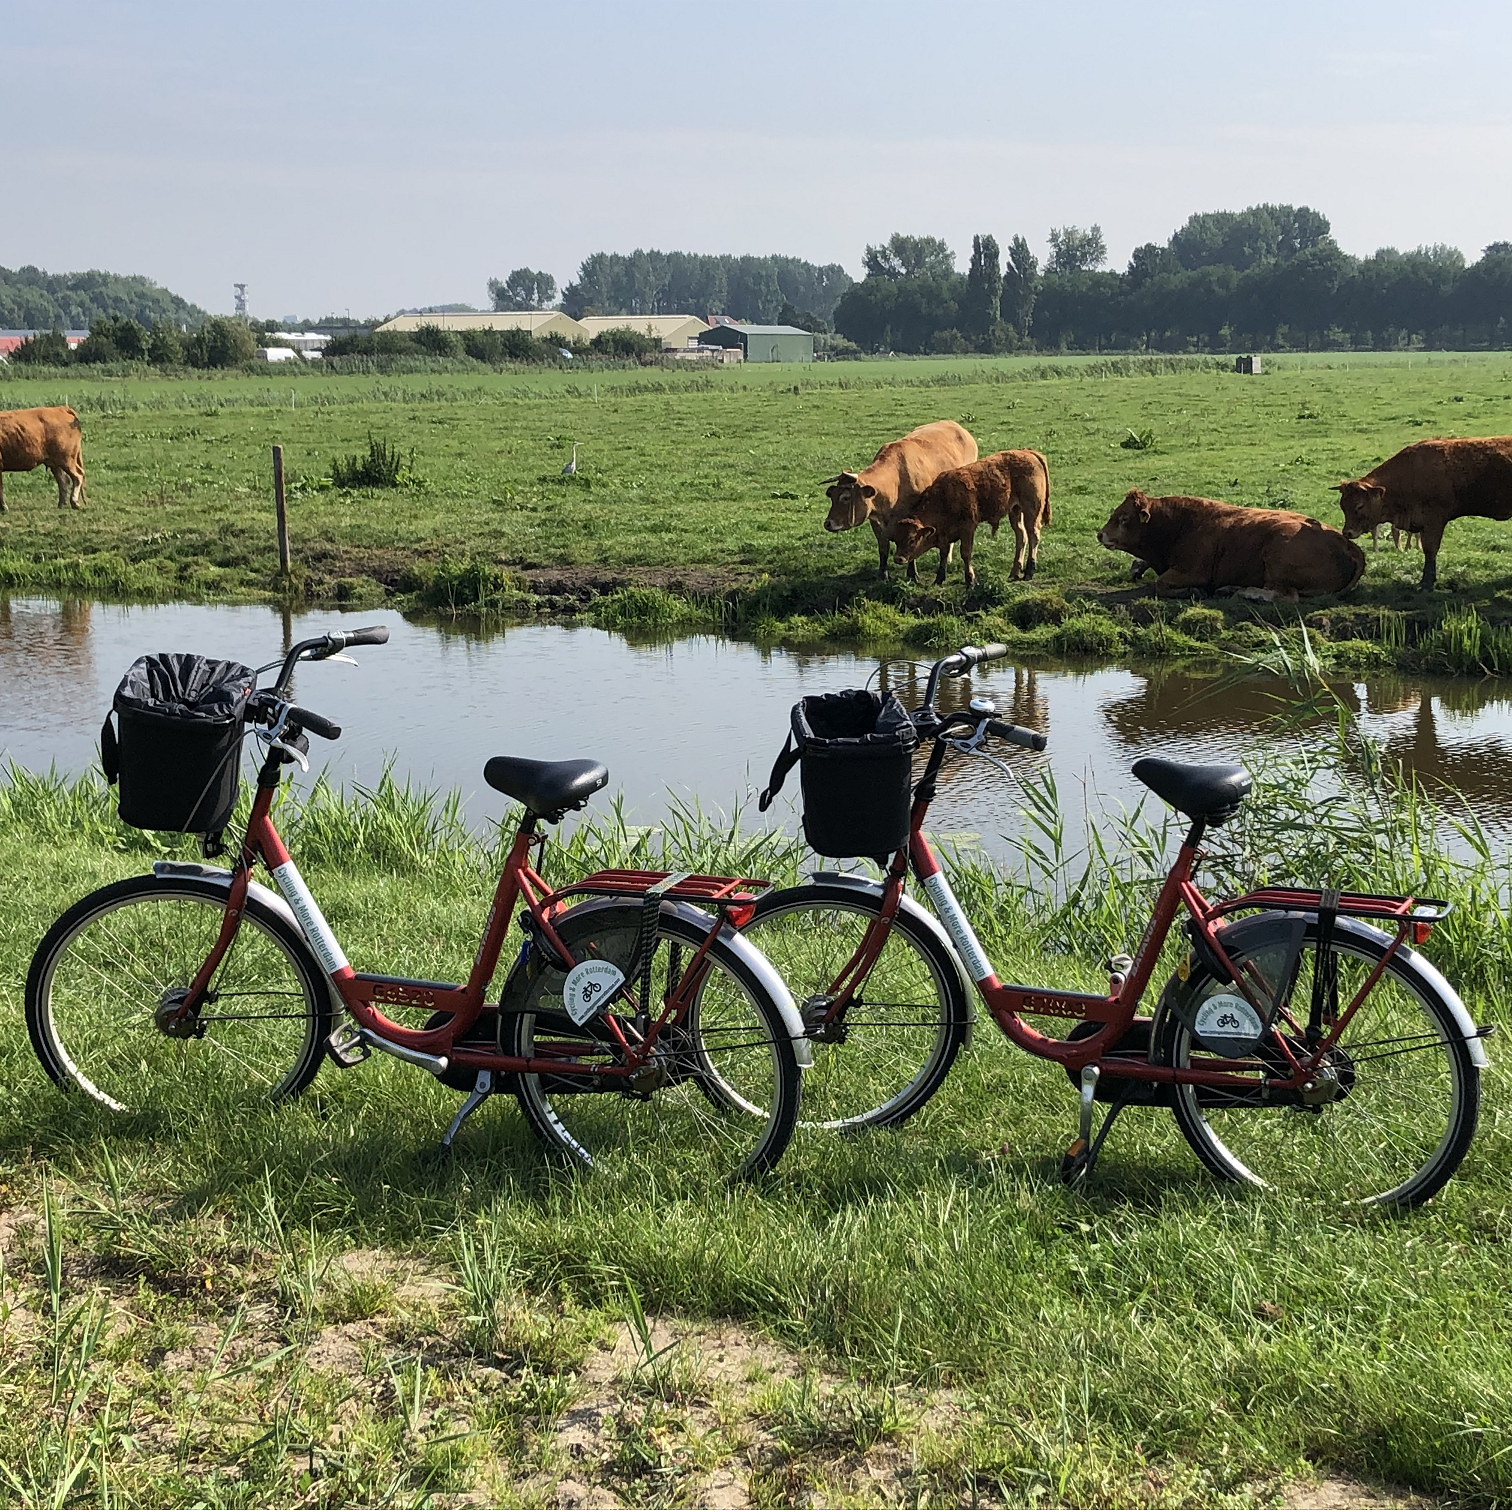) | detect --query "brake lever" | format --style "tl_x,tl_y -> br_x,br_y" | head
270,740 -> 309,772
943,720 -> 1019,783
326,653 -> 359,667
